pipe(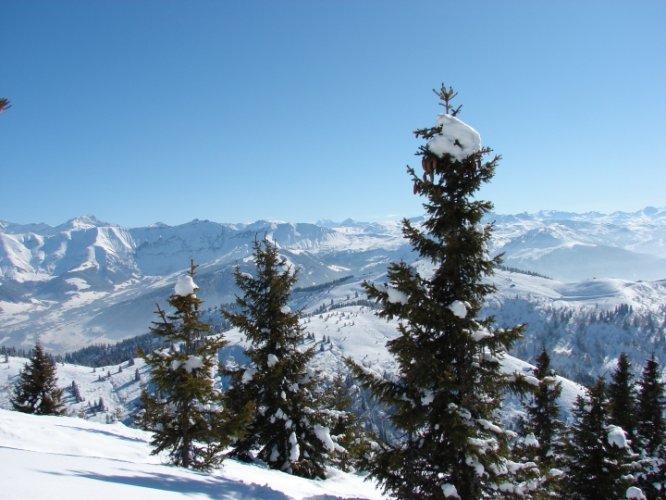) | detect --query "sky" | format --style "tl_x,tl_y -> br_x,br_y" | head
1,0 -> 664,228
